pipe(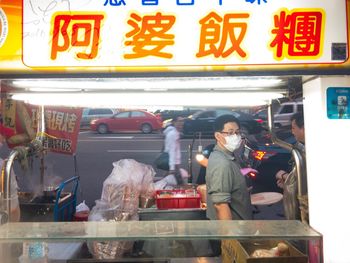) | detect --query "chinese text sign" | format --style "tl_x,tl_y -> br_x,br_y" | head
22,0 -> 348,68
